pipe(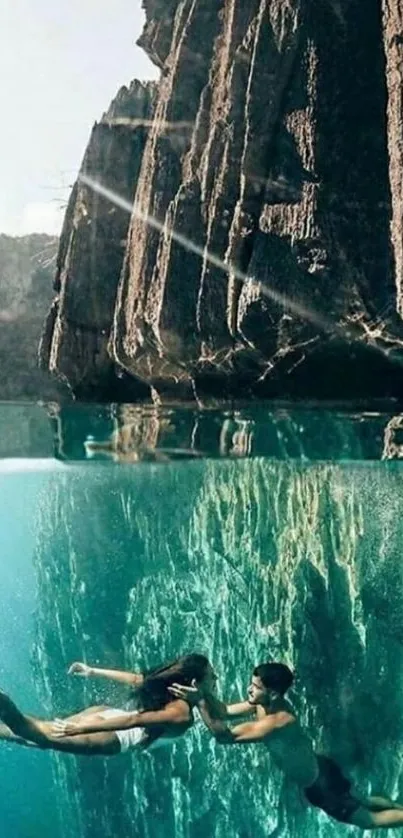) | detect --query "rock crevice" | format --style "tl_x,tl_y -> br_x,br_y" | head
42,0 -> 403,401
